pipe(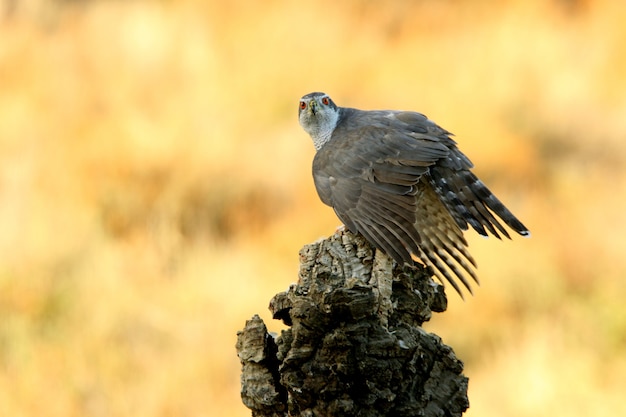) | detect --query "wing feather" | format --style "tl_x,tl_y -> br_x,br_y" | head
413,180 -> 478,295
311,107 -> 528,297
